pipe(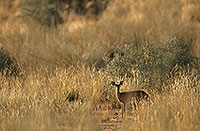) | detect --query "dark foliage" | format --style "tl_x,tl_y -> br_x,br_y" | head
19,0 -> 64,28
19,0 -> 109,28
104,37 -> 200,89
0,48 -> 20,77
